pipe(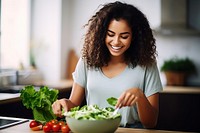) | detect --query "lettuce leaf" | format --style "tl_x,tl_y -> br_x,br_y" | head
20,85 -> 59,123
107,97 -> 118,106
